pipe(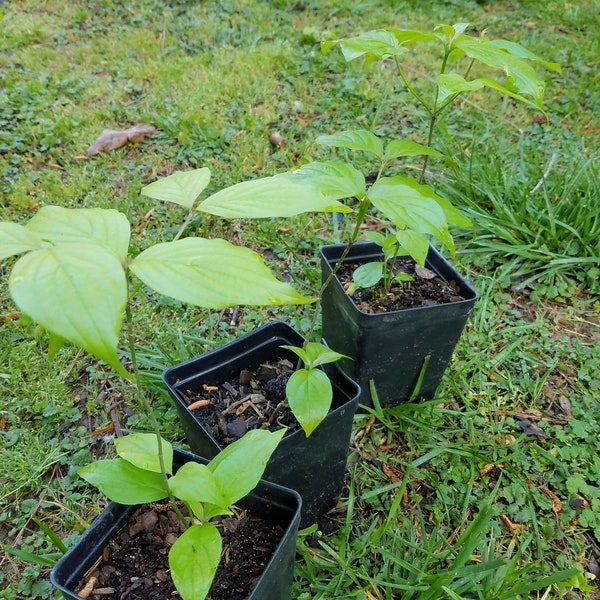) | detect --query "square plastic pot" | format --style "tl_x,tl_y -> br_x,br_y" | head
162,321 -> 360,527
320,241 -> 478,407
50,448 -> 301,600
